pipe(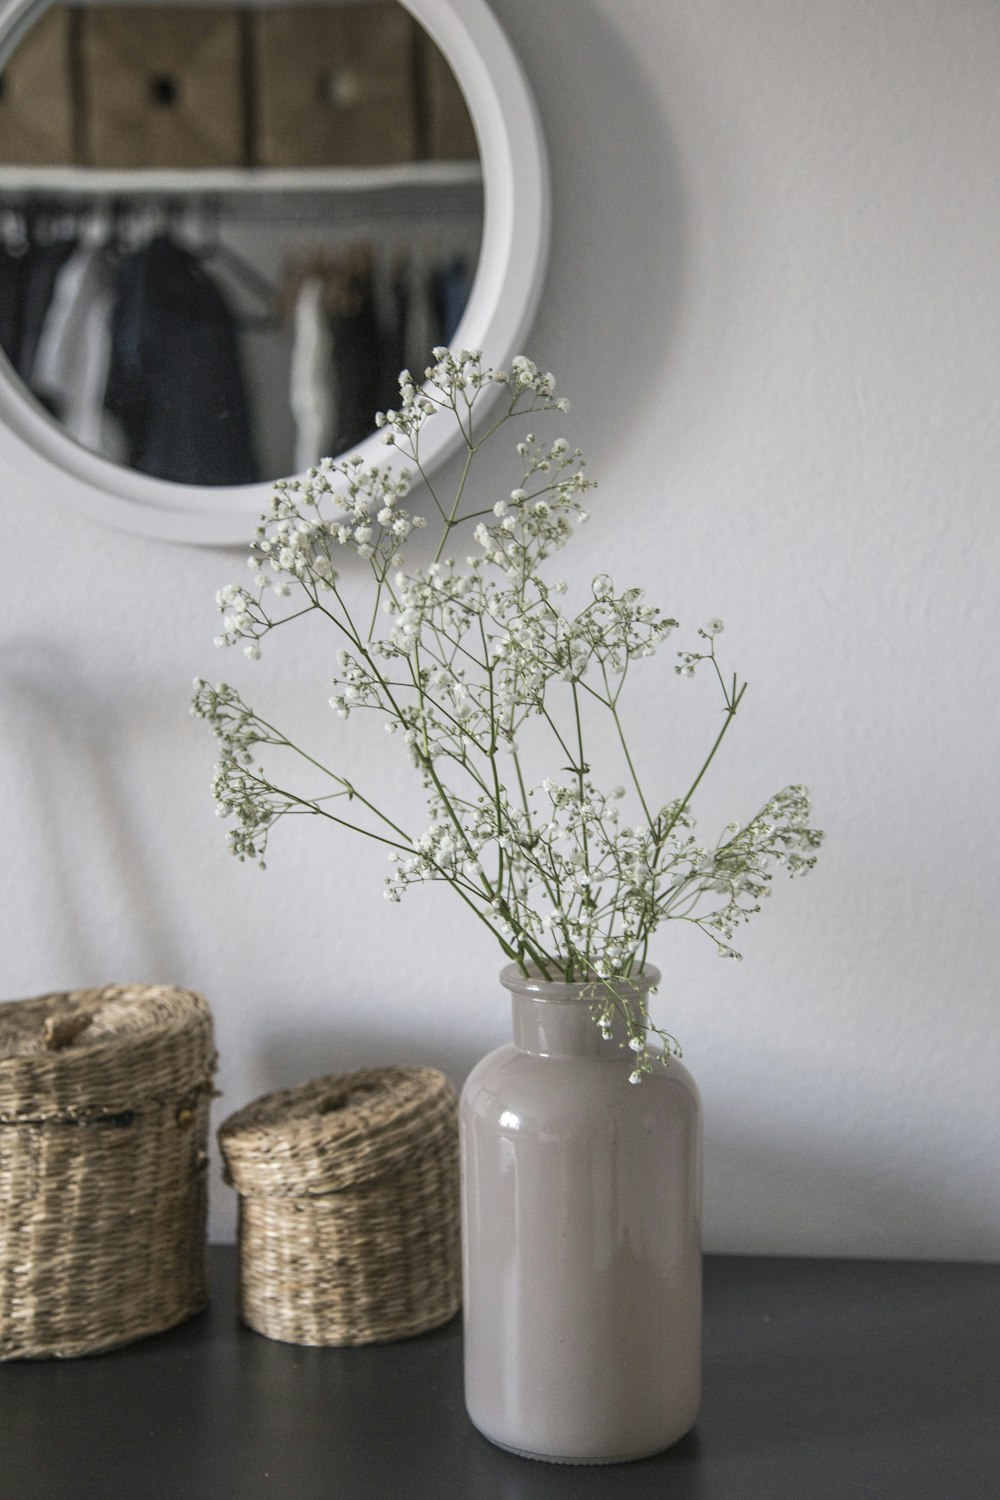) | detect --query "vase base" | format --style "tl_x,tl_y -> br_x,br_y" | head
477,1428 -> 690,1467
